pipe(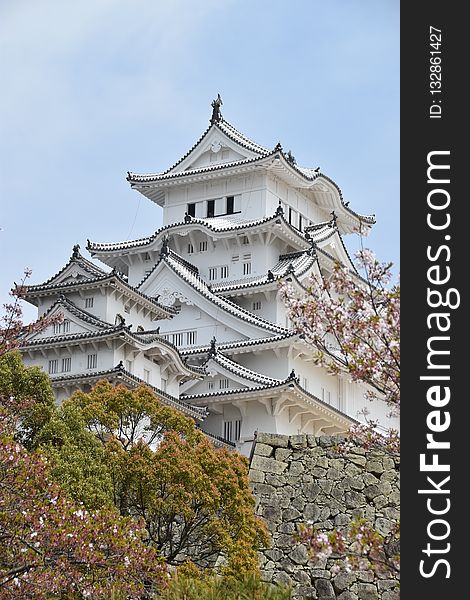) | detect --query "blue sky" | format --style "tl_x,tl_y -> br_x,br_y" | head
0,0 -> 399,321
